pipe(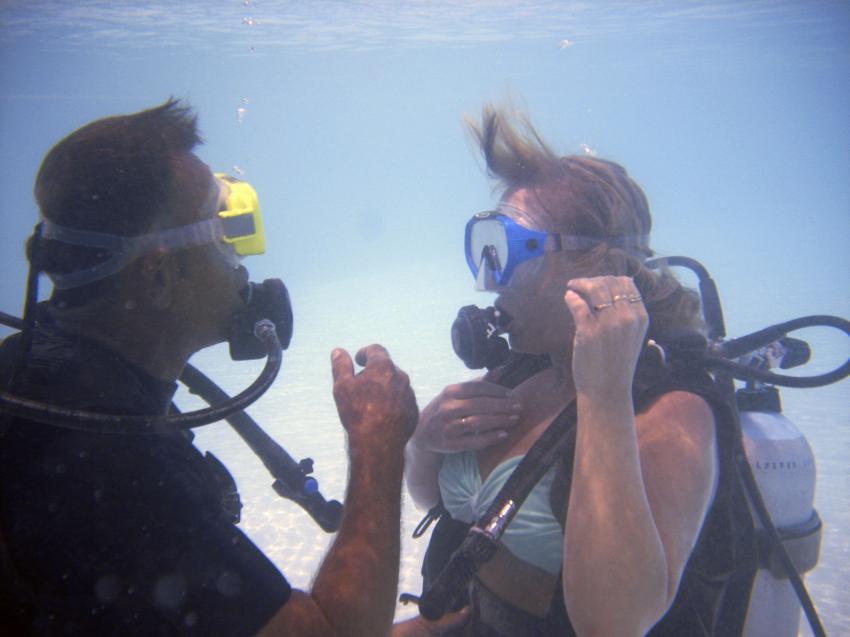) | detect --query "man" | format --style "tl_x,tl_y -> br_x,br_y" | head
0,100 -> 462,636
